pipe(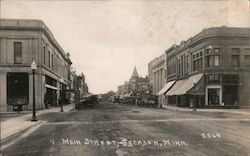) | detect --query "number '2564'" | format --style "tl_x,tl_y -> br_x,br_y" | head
201,133 -> 221,139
